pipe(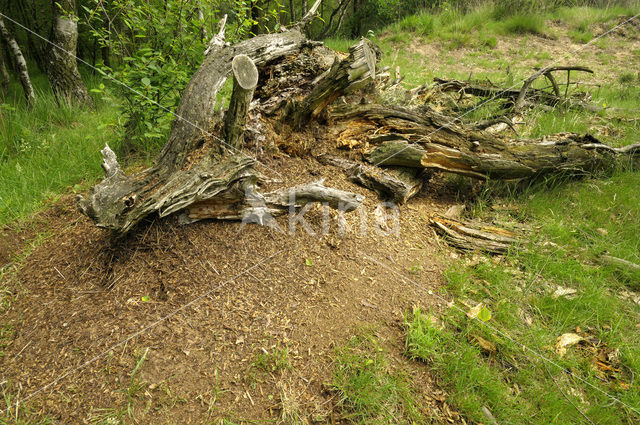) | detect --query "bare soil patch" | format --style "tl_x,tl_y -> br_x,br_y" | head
1,158 -> 463,423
